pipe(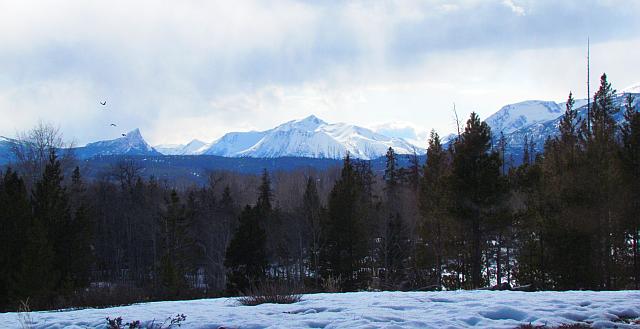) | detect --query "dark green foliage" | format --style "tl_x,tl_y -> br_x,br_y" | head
451,112 -> 503,288
418,130 -> 454,288
380,212 -> 410,288
158,190 -> 195,297
224,205 -> 267,294
301,176 -> 324,288
0,168 -> 32,307
322,154 -> 369,291
620,94 -> 640,288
